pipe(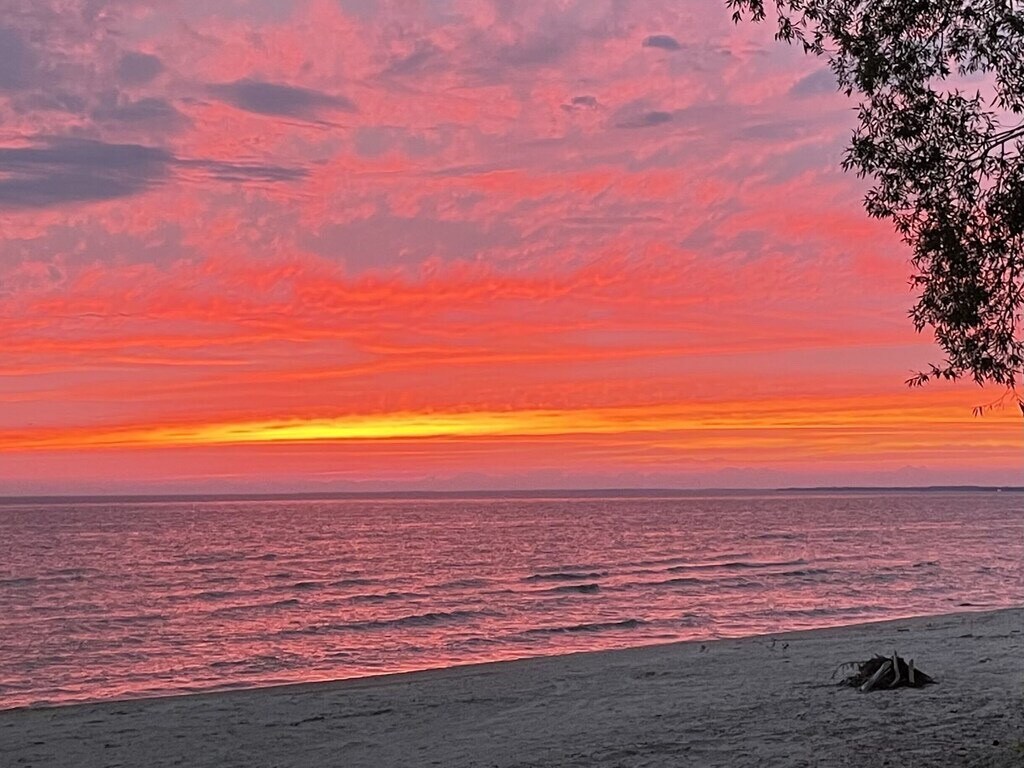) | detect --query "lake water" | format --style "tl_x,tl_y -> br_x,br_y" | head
1,491 -> 1021,709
